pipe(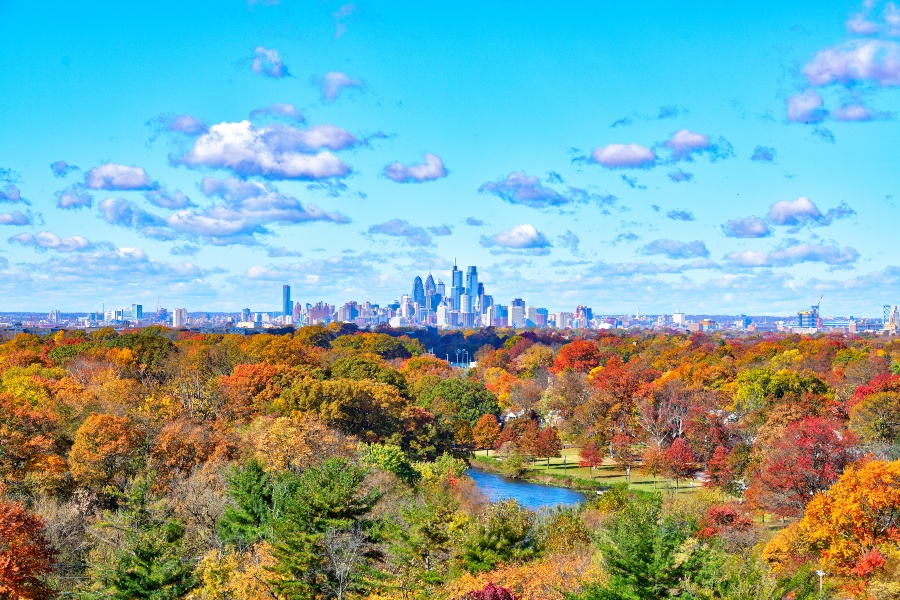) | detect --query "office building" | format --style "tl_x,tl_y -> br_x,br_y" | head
282,285 -> 291,318
173,308 -> 188,328
413,276 -> 425,308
